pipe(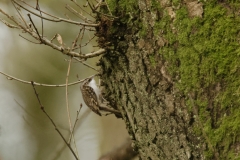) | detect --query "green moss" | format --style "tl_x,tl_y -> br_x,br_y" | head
139,24 -> 147,37
104,0 -> 140,40
155,1 -> 240,159
106,0 -> 137,14
172,0 -> 181,7
105,0 -> 117,12
105,0 -> 240,158
149,55 -> 156,66
151,0 -> 162,10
